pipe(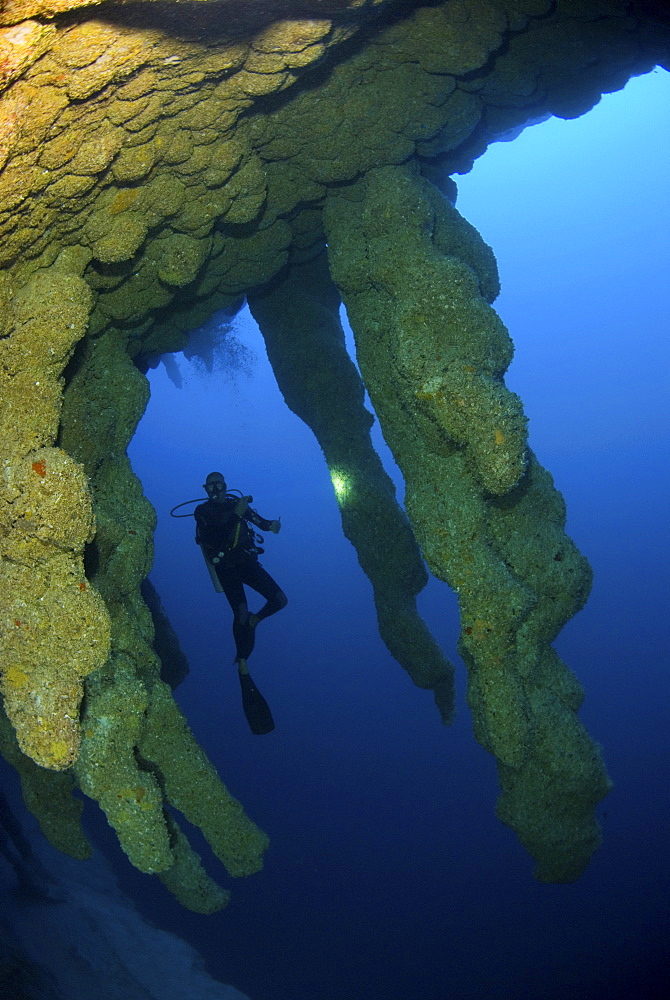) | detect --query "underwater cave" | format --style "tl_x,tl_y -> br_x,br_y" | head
1,2 -> 669,998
